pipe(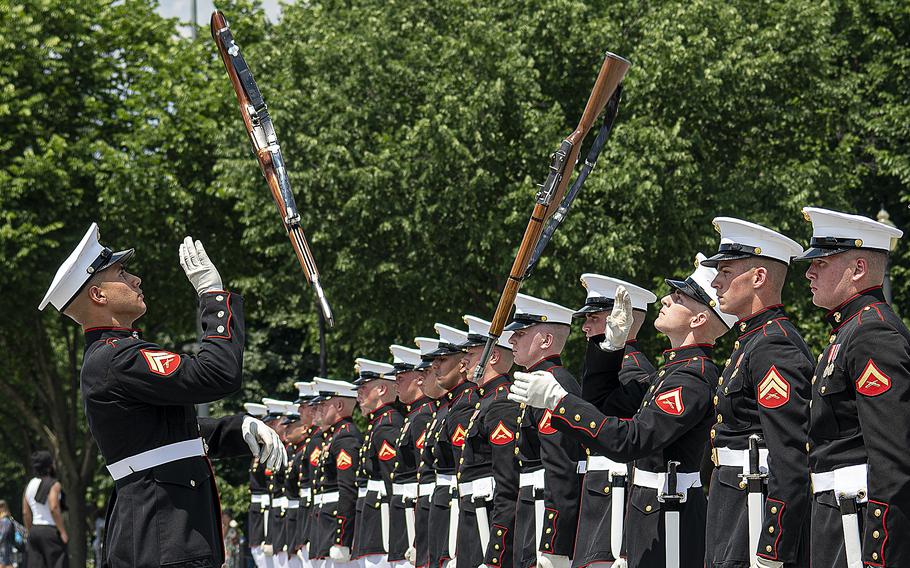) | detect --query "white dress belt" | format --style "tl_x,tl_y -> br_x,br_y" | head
418,482 -> 437,497
251,494 -> 270,506
811,464 -> 868,502
392,482 -> 419,499
286,499 -> 300,509
300,487 -> 312,499
581,455 -> 628,475
357,487 -> 369,498
436,474 -> 456,488
314,491 -> 340,505
106,438 -> 206,481
519,469 -> 546,490
366,479 -> 387,496
632,467 -> 702,501
458,476 -> 495,499
714,446 -> 769,471
273,497 -> 289,508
